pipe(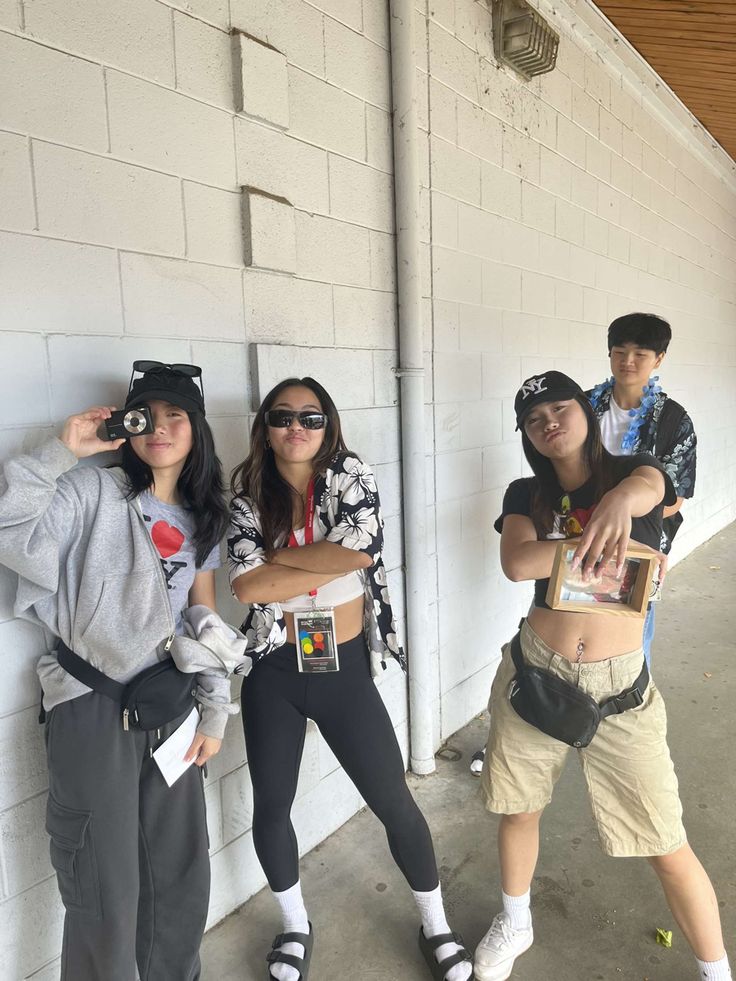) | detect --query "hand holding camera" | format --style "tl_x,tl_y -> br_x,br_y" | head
60,405 -> 154,458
